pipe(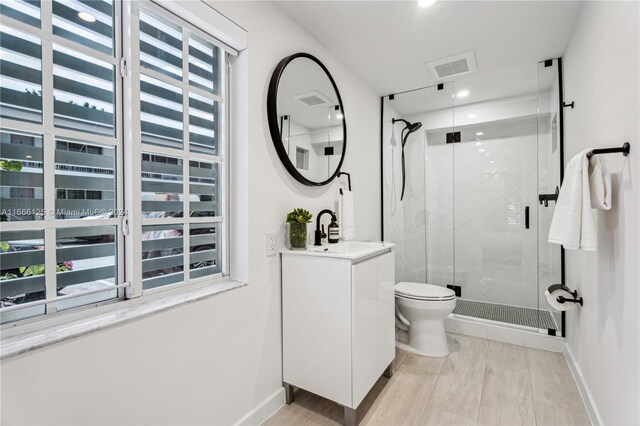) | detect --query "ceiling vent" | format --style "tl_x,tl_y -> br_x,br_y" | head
294,91 -> 333,107
425,51 -> 477,80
